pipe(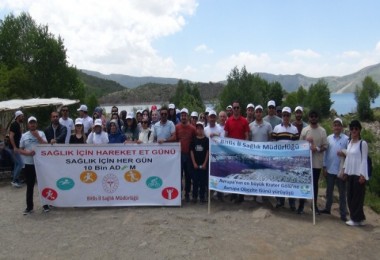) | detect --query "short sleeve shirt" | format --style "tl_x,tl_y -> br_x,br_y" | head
224,116 -> 249,140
